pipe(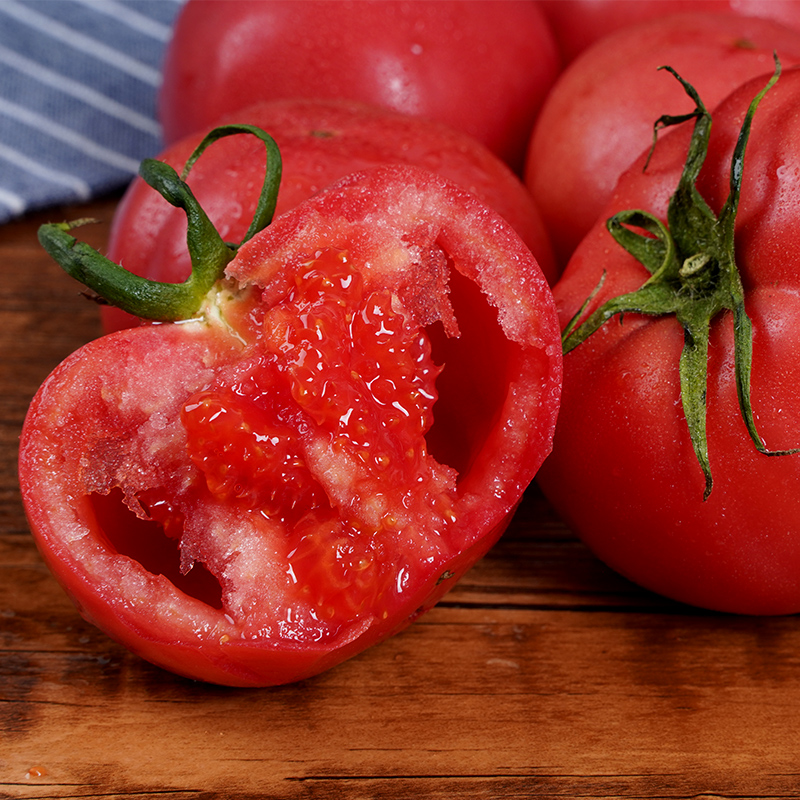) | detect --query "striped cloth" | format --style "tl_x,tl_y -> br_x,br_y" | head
0,0 -> 184,224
